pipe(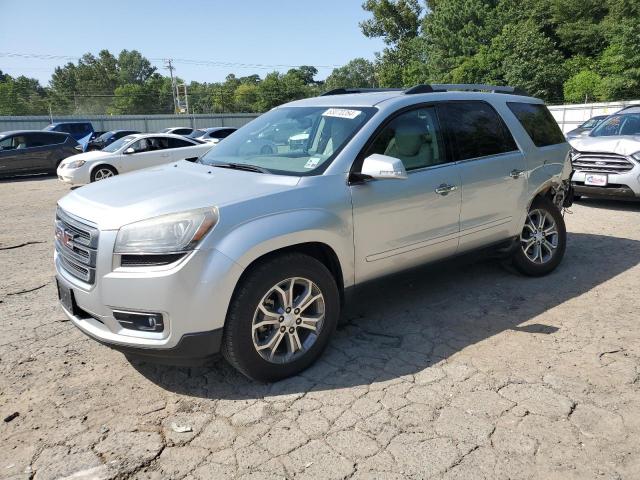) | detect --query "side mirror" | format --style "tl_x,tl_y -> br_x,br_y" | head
360,154 -> 407,180
124,147 -> 135,154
